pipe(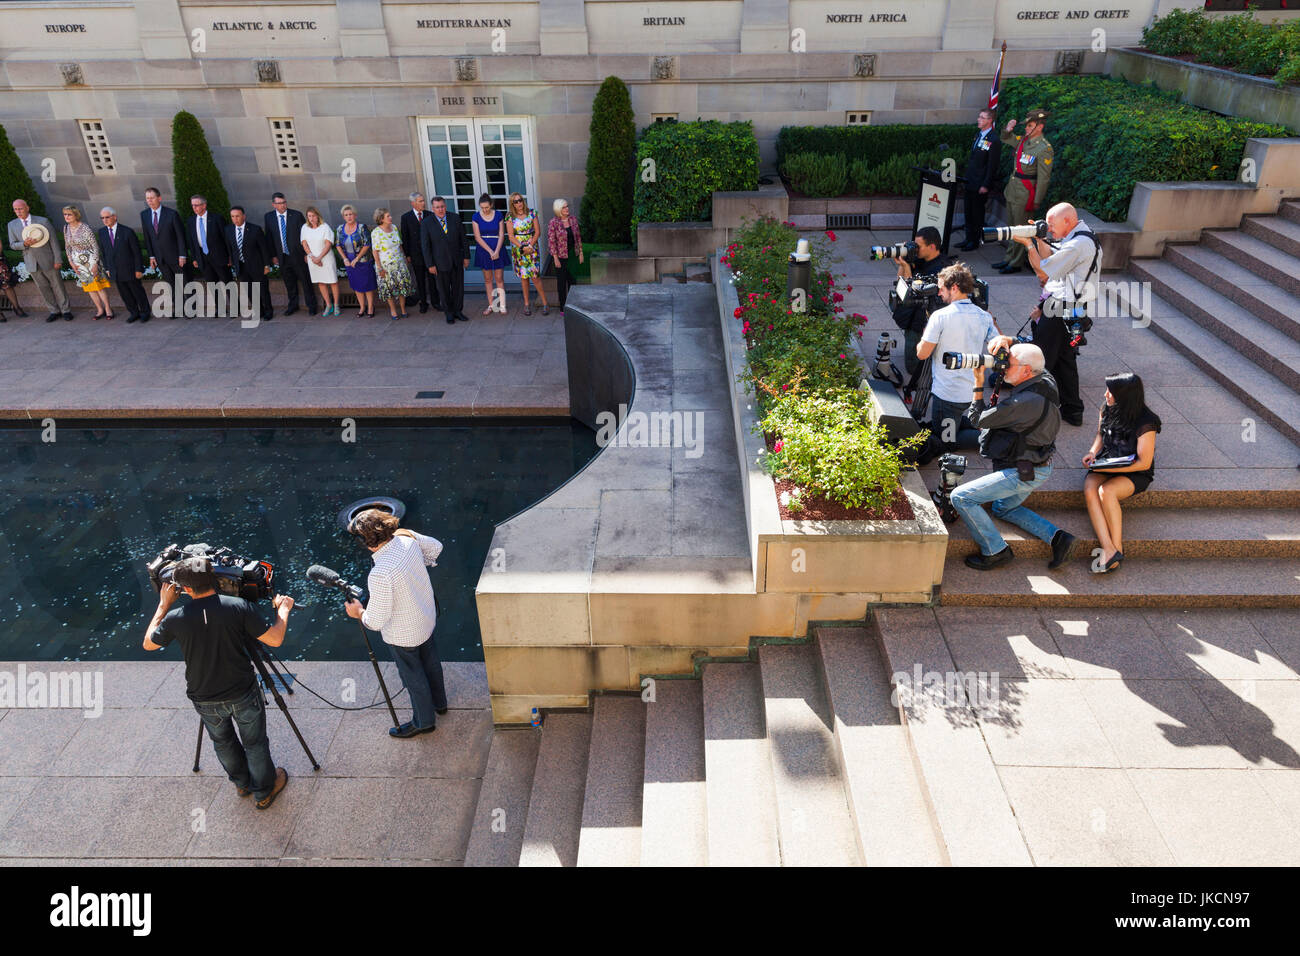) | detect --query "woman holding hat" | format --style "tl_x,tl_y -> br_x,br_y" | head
62,204 -> 113,320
